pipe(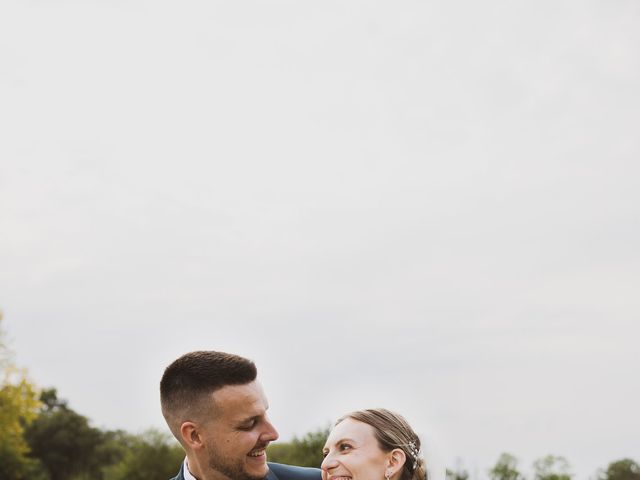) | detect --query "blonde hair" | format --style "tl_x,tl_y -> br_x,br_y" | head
337,408 -> 427,480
